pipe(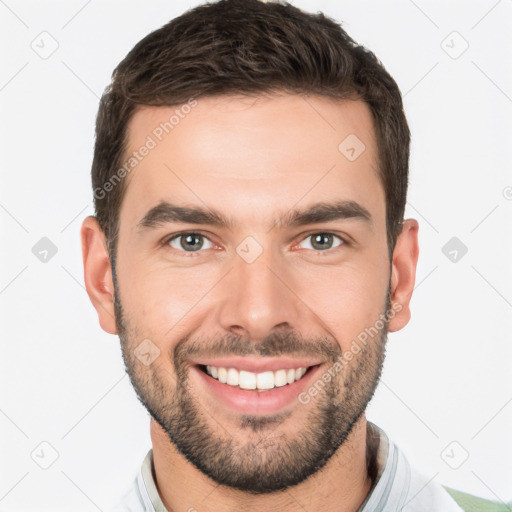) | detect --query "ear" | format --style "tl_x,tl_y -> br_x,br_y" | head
388,219 -> 419,332
80,216 -> 117,334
